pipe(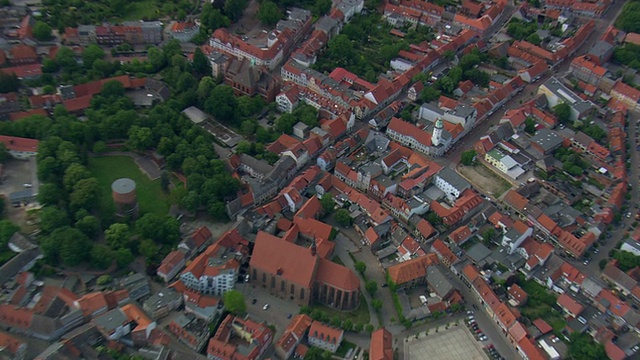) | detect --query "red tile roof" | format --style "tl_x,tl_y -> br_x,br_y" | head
75,292 -> 108,316
190,226 -> 212,249
0,135 -> 38,153
449,225 -> 472,244
8,108 -> 48,121
370,327 -> 393,360
612,81 -> 640,103
503,190 -> 528,211
316,258 -> 359,292
157,250 -> 186,278
508,284 -> 528,306
532,318 -> 552,335
309,321 -> 343,345
276,314 -> 312,354
10,44 -> 36,61
517,337 -> 546,360
557,293 -> 584,316
432,239 -> 458,265
0,331 -> 24,356
387,254 -> 438,285
0,64 -> 42,78
250,231 -> 318,288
